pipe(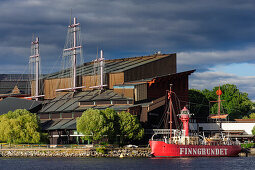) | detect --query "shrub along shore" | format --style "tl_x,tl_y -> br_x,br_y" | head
0,147 -> 151,157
